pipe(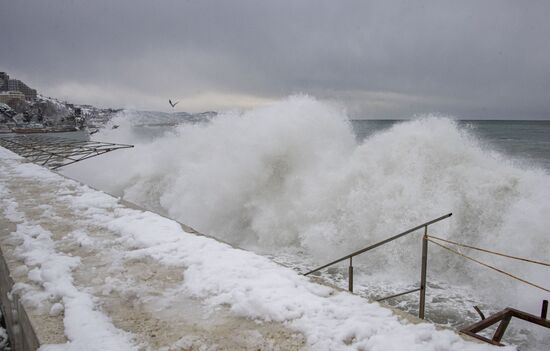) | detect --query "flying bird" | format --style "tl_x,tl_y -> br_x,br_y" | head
169,99 -> 179,108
